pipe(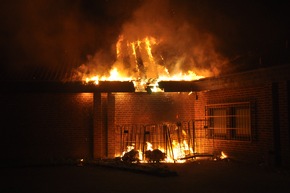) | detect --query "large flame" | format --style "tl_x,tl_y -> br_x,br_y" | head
78,35 -> 208,92
69,0 -> 229,92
